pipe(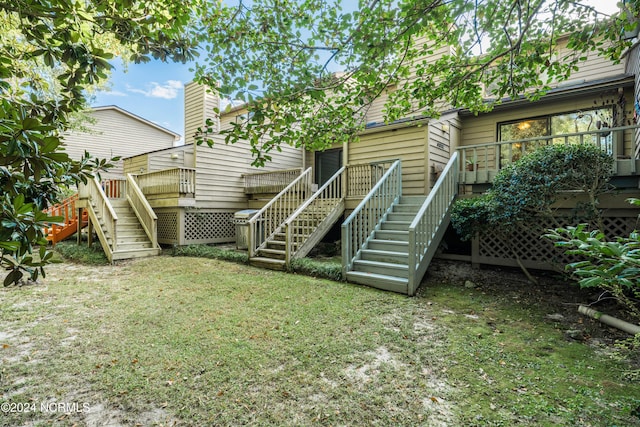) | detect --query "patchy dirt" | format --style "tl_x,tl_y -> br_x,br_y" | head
423,259 -> 639,349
